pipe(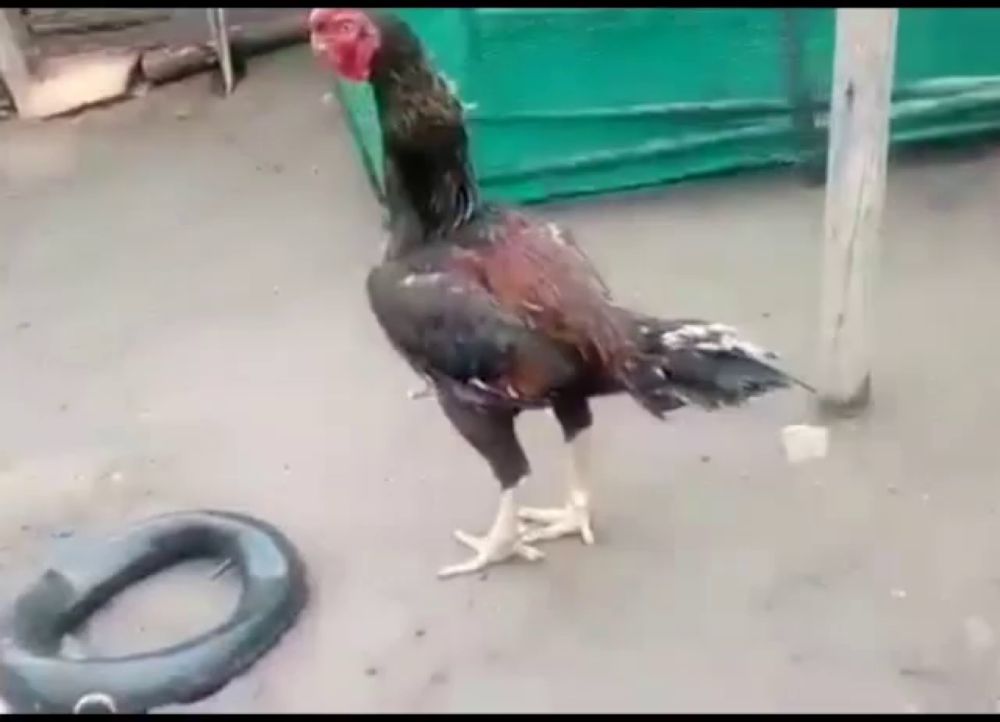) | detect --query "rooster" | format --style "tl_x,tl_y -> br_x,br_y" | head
309,8 -> 810,579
